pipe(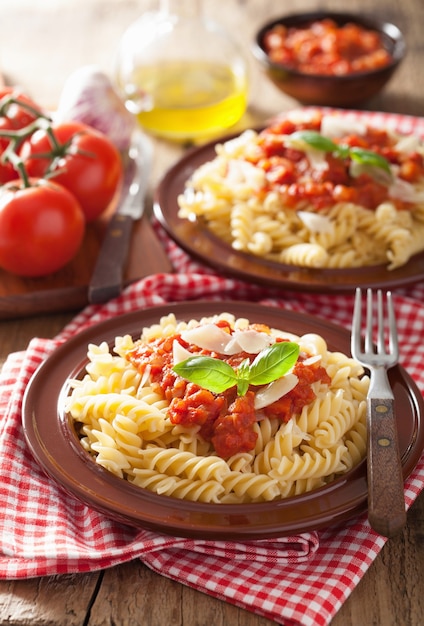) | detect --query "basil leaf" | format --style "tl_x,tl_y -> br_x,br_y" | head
347,147 -> 392,175
237,378 -> 250,396
289,131 -> 392,177
248,342 -> 299,386
173,341 -> 300,397
237,358 -> 251,379
333,144 -> 350,159
173,356 -> 237,393
291,130 -> 338,153
235,358 -> 251,396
